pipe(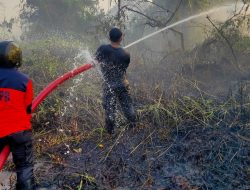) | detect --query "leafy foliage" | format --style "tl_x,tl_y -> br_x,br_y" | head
20,0 -> 105,37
